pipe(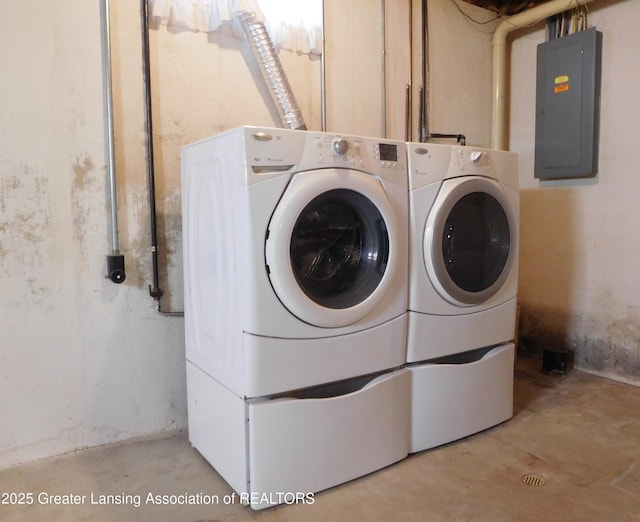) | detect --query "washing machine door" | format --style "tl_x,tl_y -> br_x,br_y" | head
265,168 -> 399,328
424,176 -> 516,306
